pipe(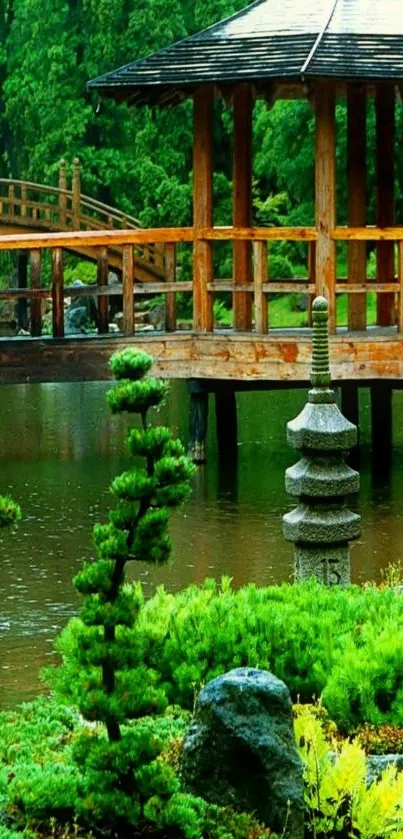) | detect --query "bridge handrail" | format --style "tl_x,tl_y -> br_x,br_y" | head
0,179 -> 141,228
